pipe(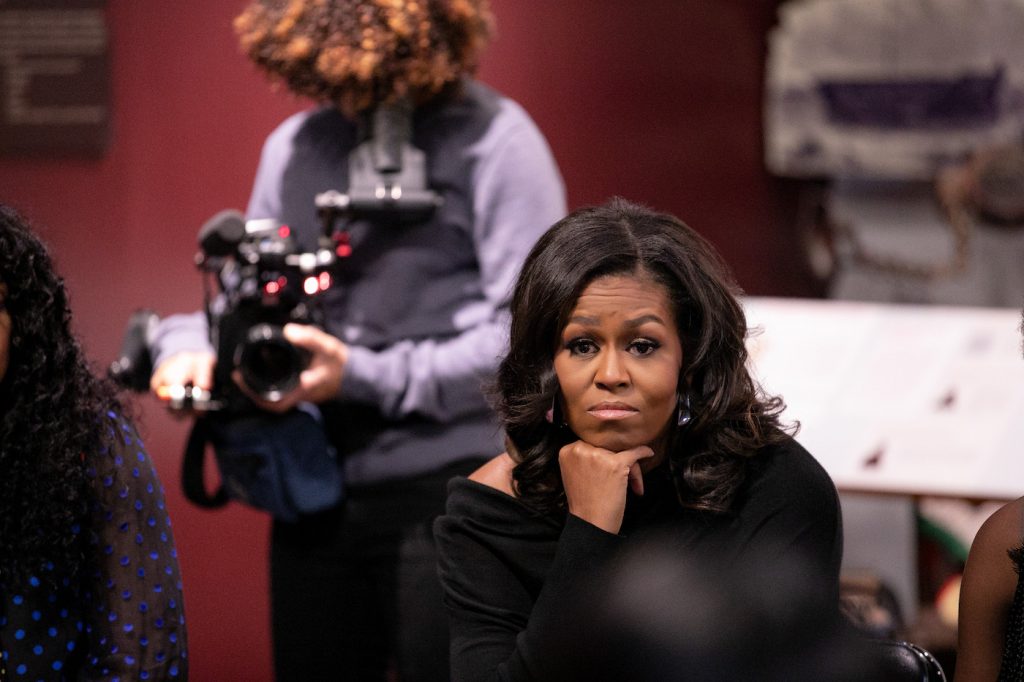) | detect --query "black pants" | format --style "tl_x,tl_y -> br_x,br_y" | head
269,459 -> 484,682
